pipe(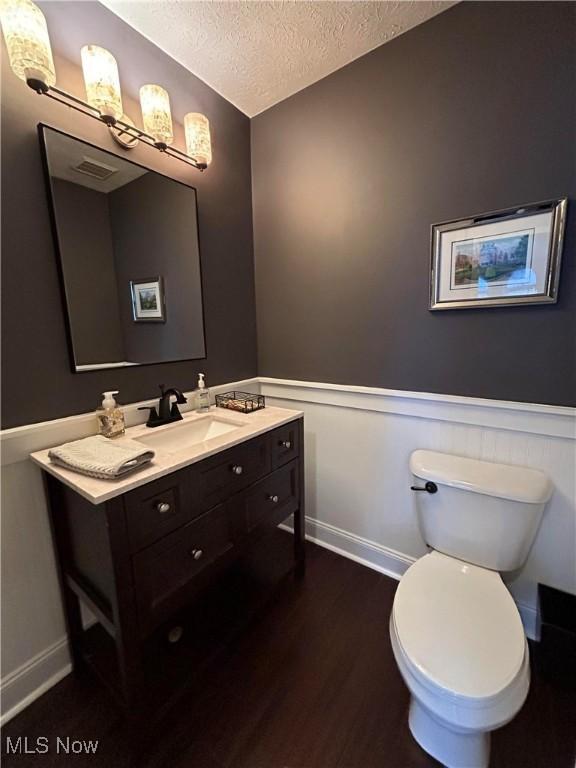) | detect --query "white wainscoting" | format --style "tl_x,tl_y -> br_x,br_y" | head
261,378 -> 576,645
0,377 -> 260,725
1,376 -> 574,723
